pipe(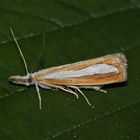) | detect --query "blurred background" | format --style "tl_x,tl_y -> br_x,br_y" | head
0,0 -> 140,139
